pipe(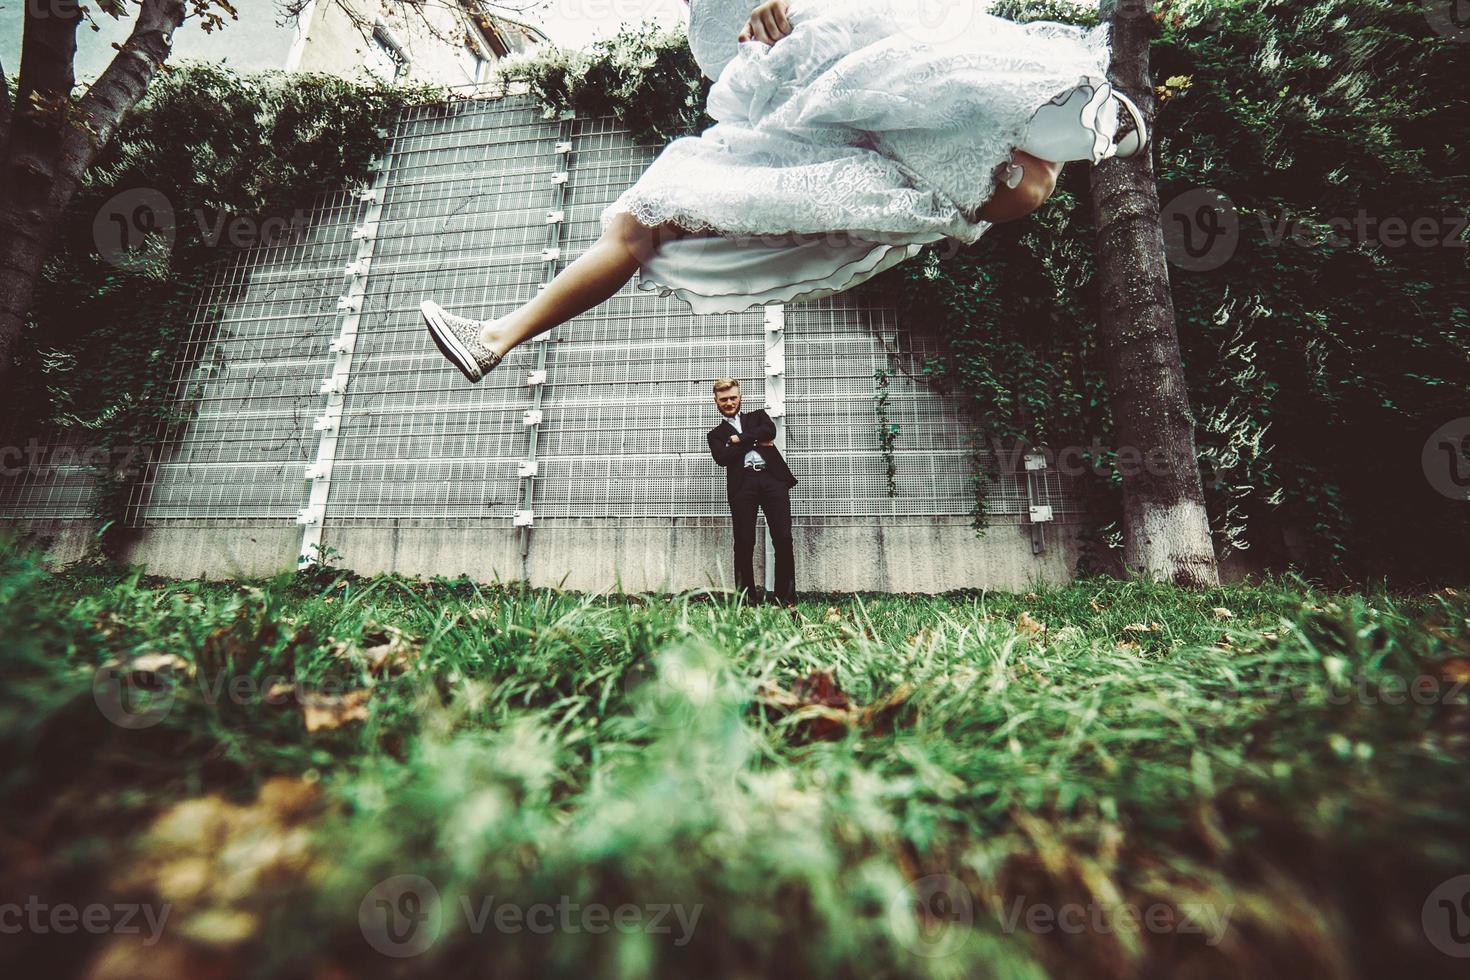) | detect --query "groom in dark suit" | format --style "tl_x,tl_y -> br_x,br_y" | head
707,378 -> 798,607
